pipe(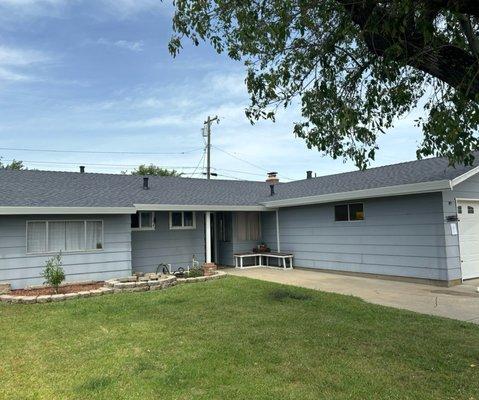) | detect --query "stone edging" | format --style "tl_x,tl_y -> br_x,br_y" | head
177,270 -> 226,284
0,271 -> 226,304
